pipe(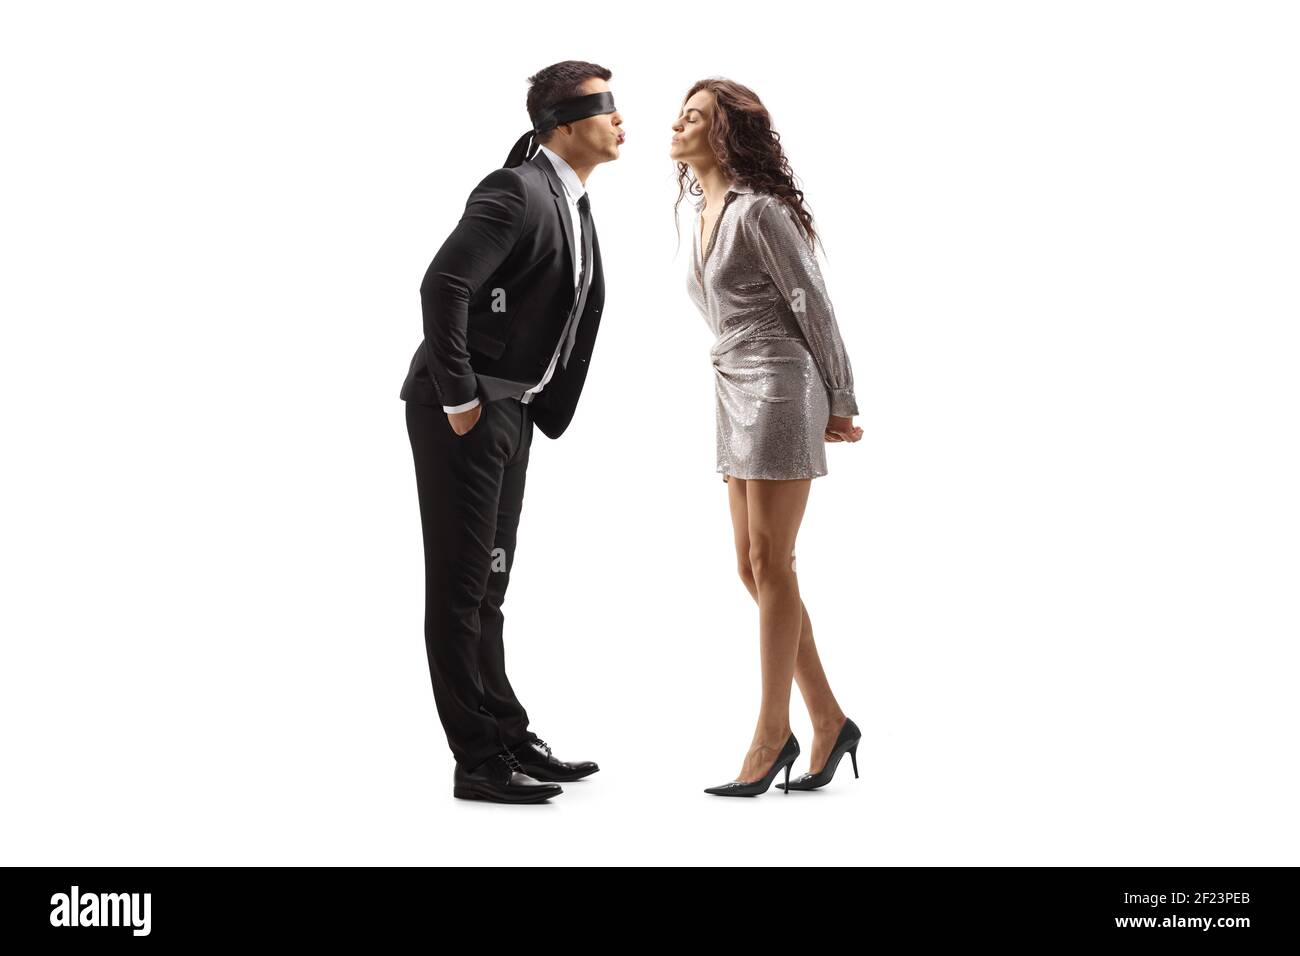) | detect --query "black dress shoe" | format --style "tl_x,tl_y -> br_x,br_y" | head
776,717 -> 862,791
704,734 -> 800,797
508,736 -> 599,782
453,750 -> 563,803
